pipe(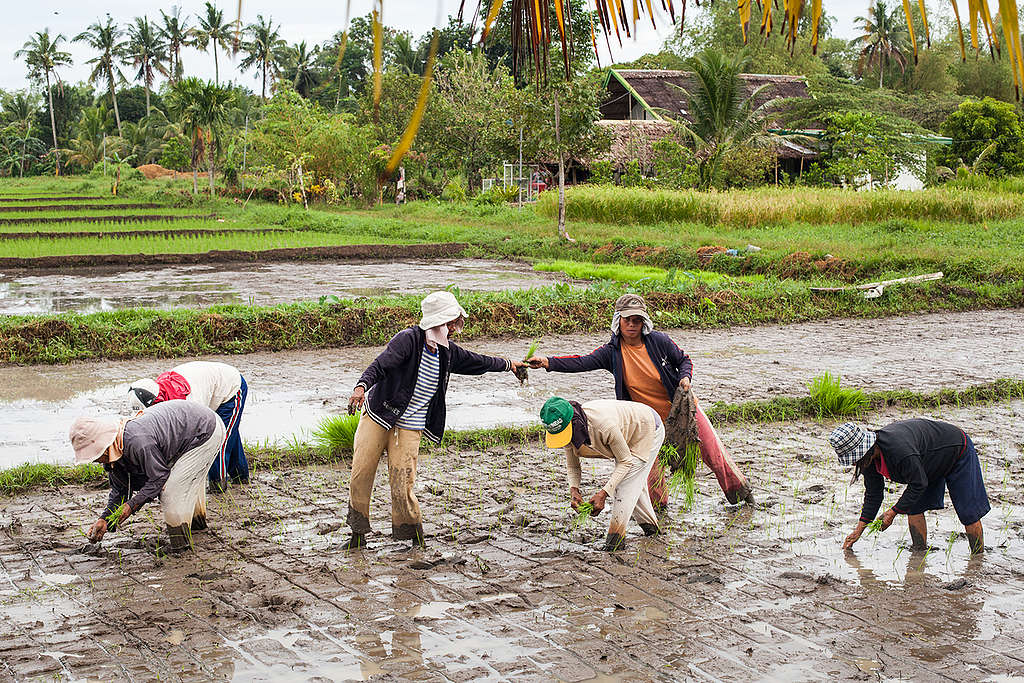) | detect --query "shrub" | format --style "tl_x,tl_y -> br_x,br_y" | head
939,97 -> 1024,176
